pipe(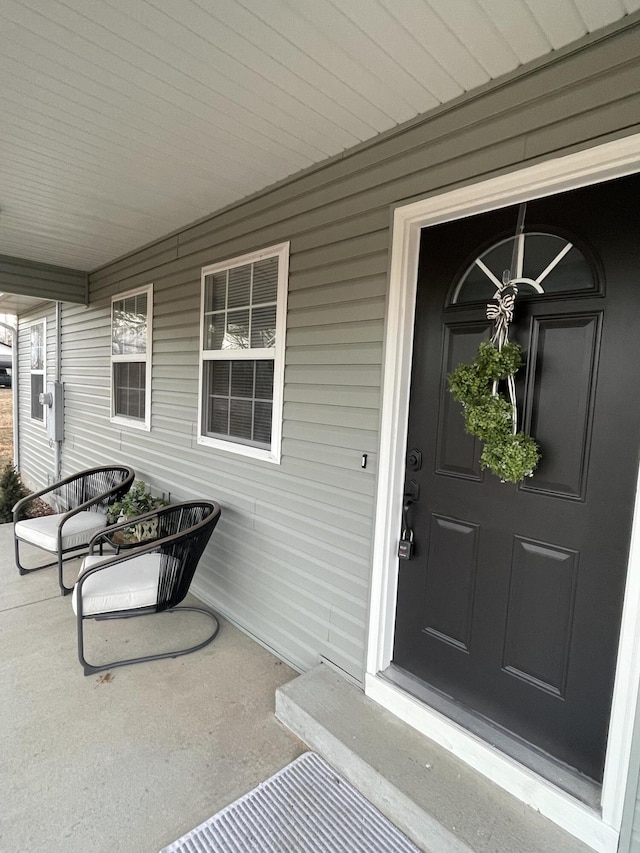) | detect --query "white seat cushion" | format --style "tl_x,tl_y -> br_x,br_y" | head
15,511 -> 108,553
72,553 -> 168,616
